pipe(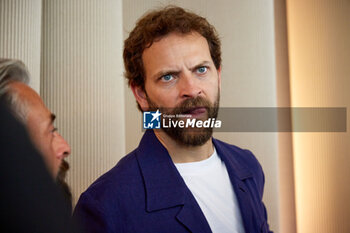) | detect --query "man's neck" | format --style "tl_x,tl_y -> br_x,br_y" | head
153,129 -> 214,163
